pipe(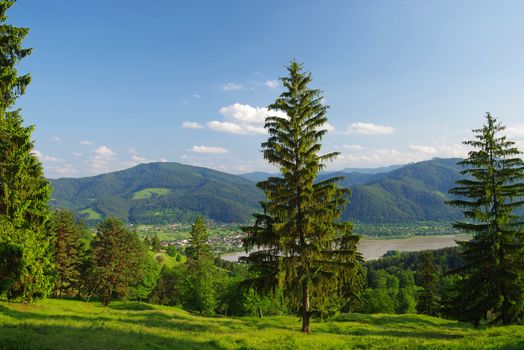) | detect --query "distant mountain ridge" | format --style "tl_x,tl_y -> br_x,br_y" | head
50,162 -> 263,224
50,158 -> 468,225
